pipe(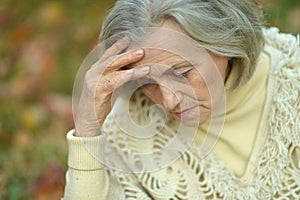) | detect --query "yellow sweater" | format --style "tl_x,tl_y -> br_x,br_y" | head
196,51 -> 270,177
63,28 -> 300,199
